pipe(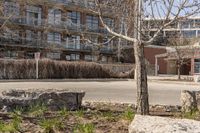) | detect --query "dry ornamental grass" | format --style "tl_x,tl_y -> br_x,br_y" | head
0,59 -> 133,79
